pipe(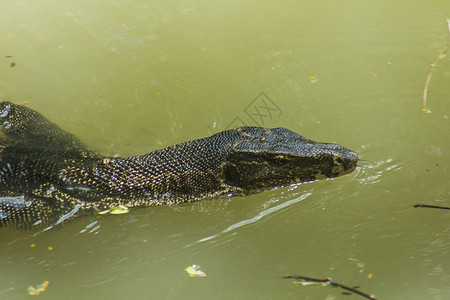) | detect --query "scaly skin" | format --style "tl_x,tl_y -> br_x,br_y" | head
0,102 -> 358,229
